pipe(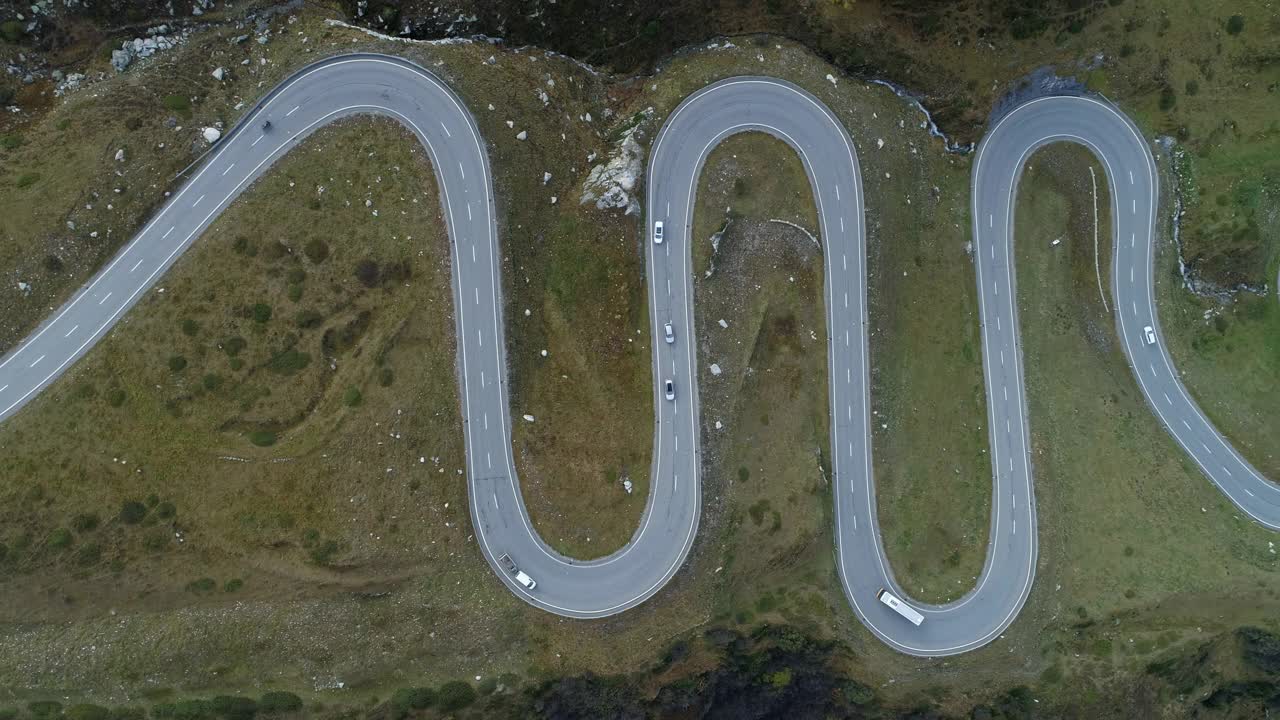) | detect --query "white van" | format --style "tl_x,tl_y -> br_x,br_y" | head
498,553 -> 537,590
877,587 -> 924,626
